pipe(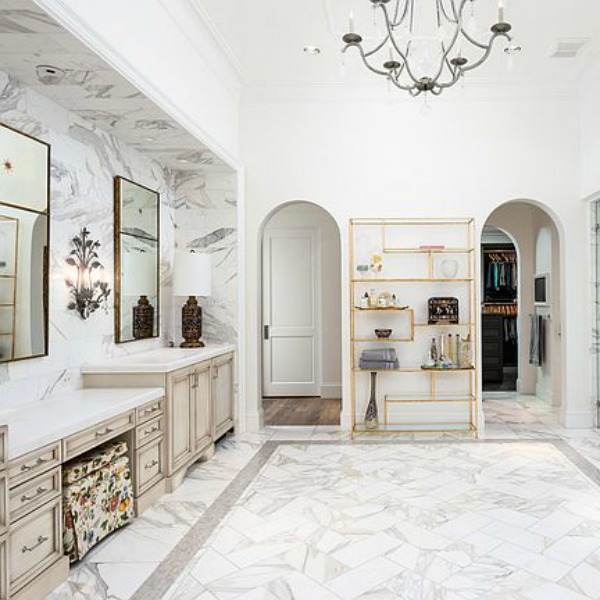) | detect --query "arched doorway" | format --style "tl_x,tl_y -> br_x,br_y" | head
260,201 -> 342,426
481,201 -> 563,427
